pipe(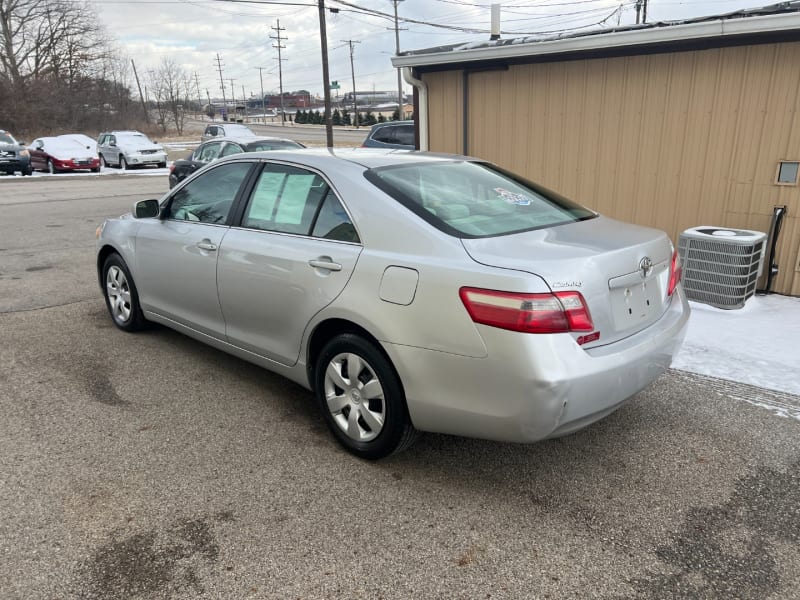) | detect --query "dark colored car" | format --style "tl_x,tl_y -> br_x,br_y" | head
0,130 -> 32,176
361,120 -> 415,150
169,136 -> 306,188
29,135 -> 100,173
